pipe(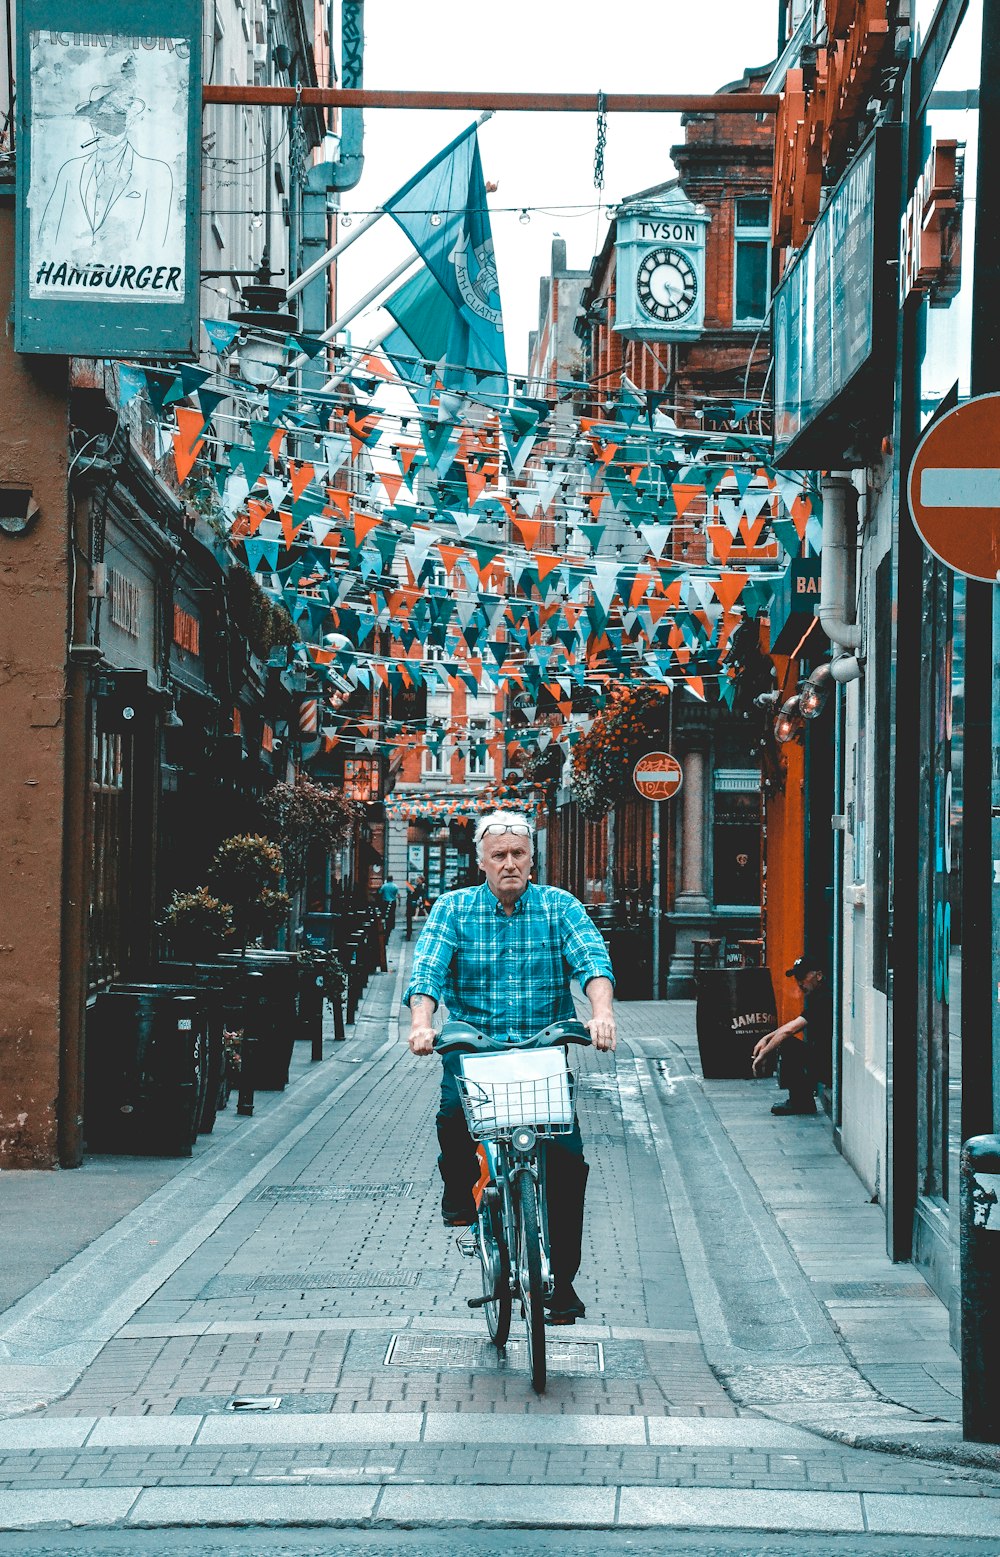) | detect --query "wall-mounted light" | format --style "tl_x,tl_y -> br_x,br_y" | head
799,661 -> 833,720
774,695 -> 803,745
